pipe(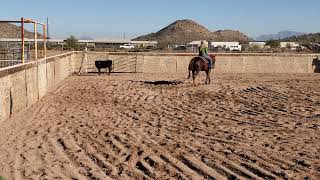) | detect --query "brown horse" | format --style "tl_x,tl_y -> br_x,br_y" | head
188,54 -> 216,84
